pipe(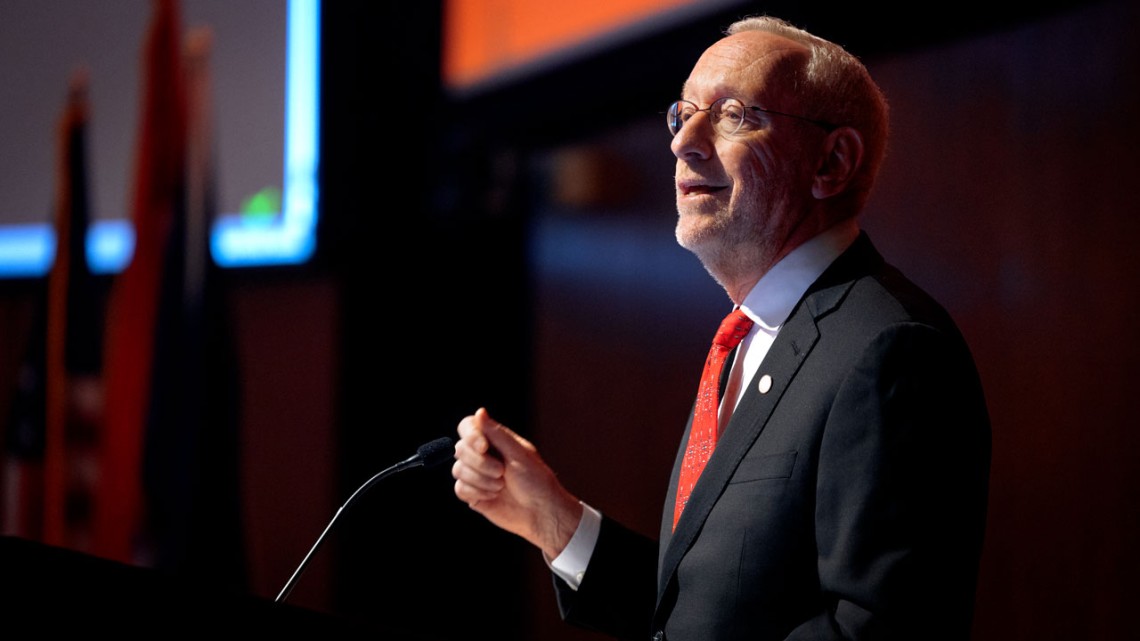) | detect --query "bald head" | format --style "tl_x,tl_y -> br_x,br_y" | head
725,16 -> 890,211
